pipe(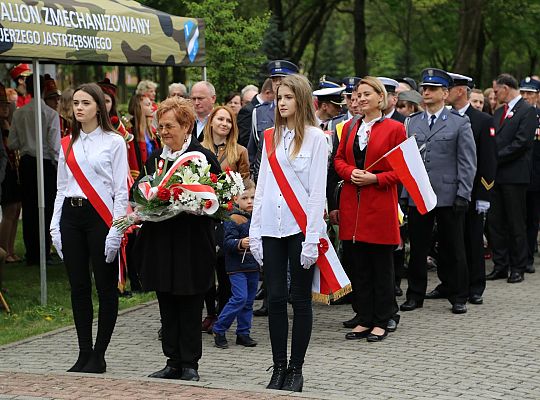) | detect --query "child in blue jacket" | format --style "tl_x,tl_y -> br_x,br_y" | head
213,180 -> 259,348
